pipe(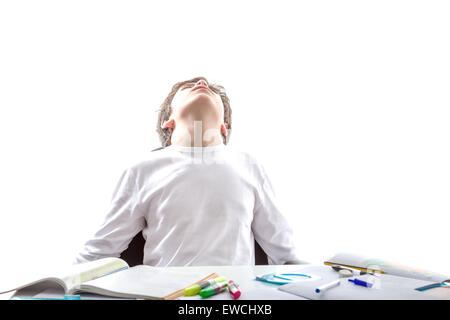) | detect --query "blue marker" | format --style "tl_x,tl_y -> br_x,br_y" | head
348,278 -> 373,288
